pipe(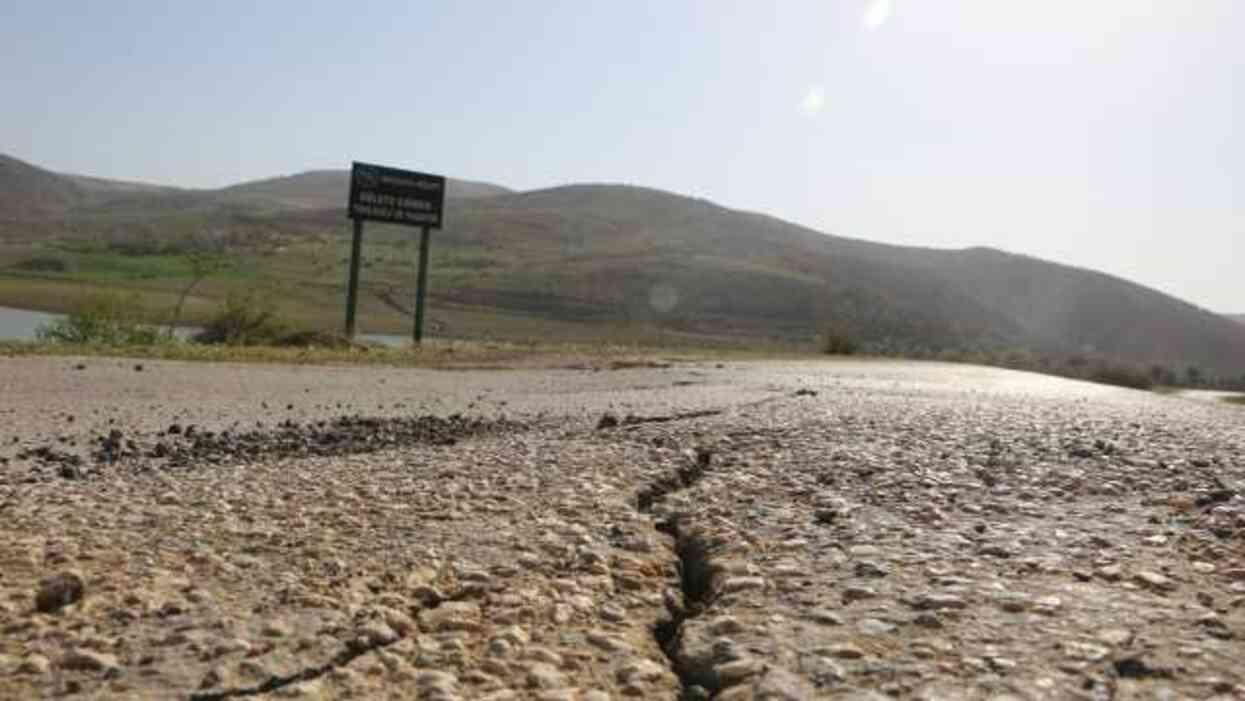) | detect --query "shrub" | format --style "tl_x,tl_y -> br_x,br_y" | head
193,290 -> 288,345
13,256 -> 70,273
820,329 -> 859,355
36,294 -> 173,346
1088,364 -> 1153,390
